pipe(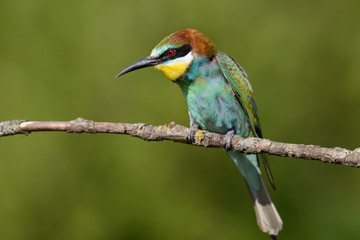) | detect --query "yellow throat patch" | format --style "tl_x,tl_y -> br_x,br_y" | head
154,52 -> 193,81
